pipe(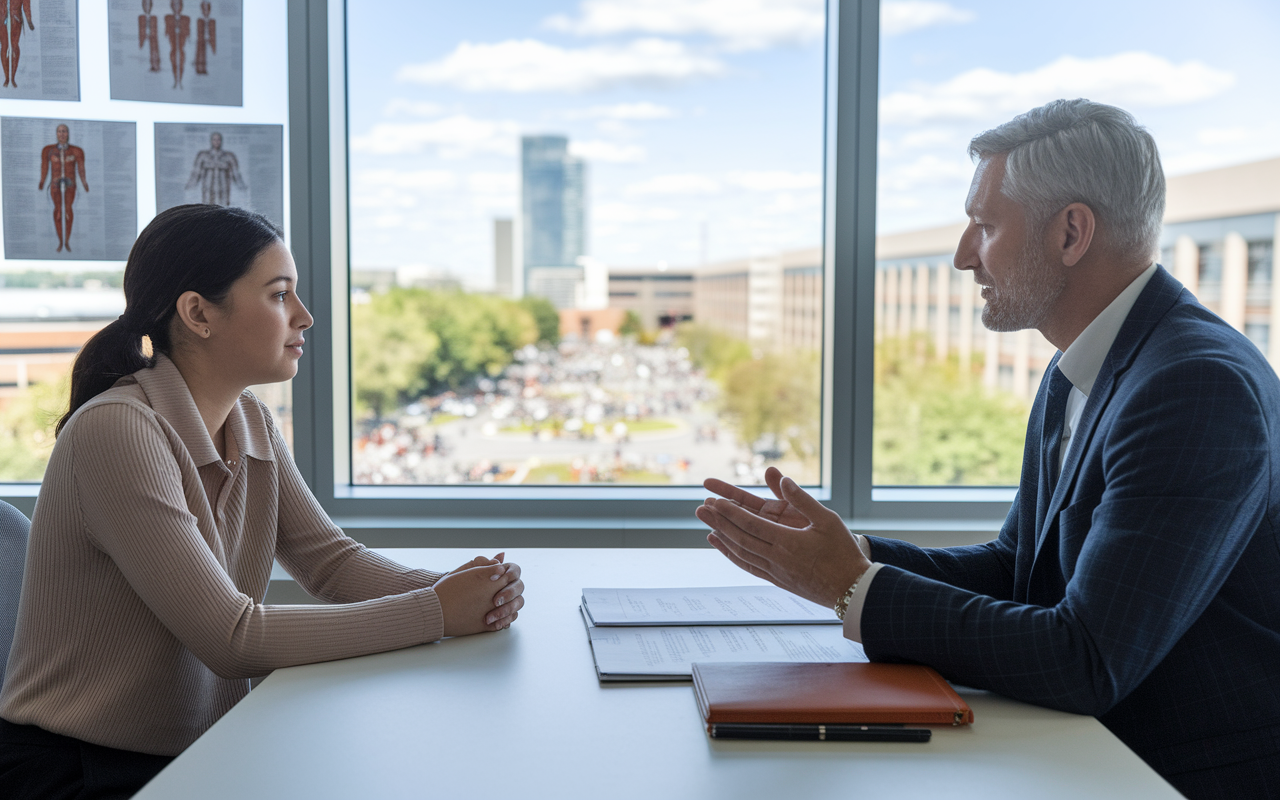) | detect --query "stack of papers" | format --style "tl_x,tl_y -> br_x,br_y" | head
580,587 -> 865,682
